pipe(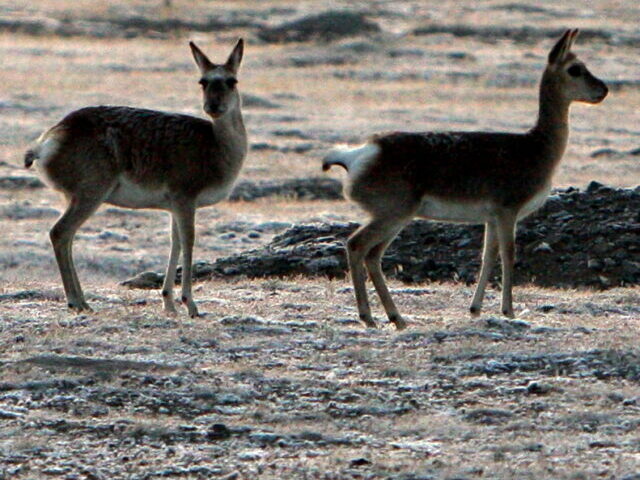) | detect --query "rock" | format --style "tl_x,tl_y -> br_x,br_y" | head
258,11 -> 380,43
586,180 -> 605,193
0,203 -> 59,220
0,290 -> 53,301
206,423 -> 231,440
290,54 -> 356,67
526,381 -> 553,395
272,129 -> 312,139
249,432 -> 282,445
484,318 -> 531,332
532,241 -> 553,253
238,449 -> 263,461
221,472 -> 240,480
0,409 -> 23,419
349,457 -> 371,467
97,231 -> 129,242
589,440 -> 619,448
537,304 -> 556,312
121,271 -> 164,289
0,176 -> 45,190
228,177 -> 343,202
242,93 -> 280,109
412,24 -> 614,45
464,408 -> 514,424
590,148 -> 621,158
219,315 -> 265,326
